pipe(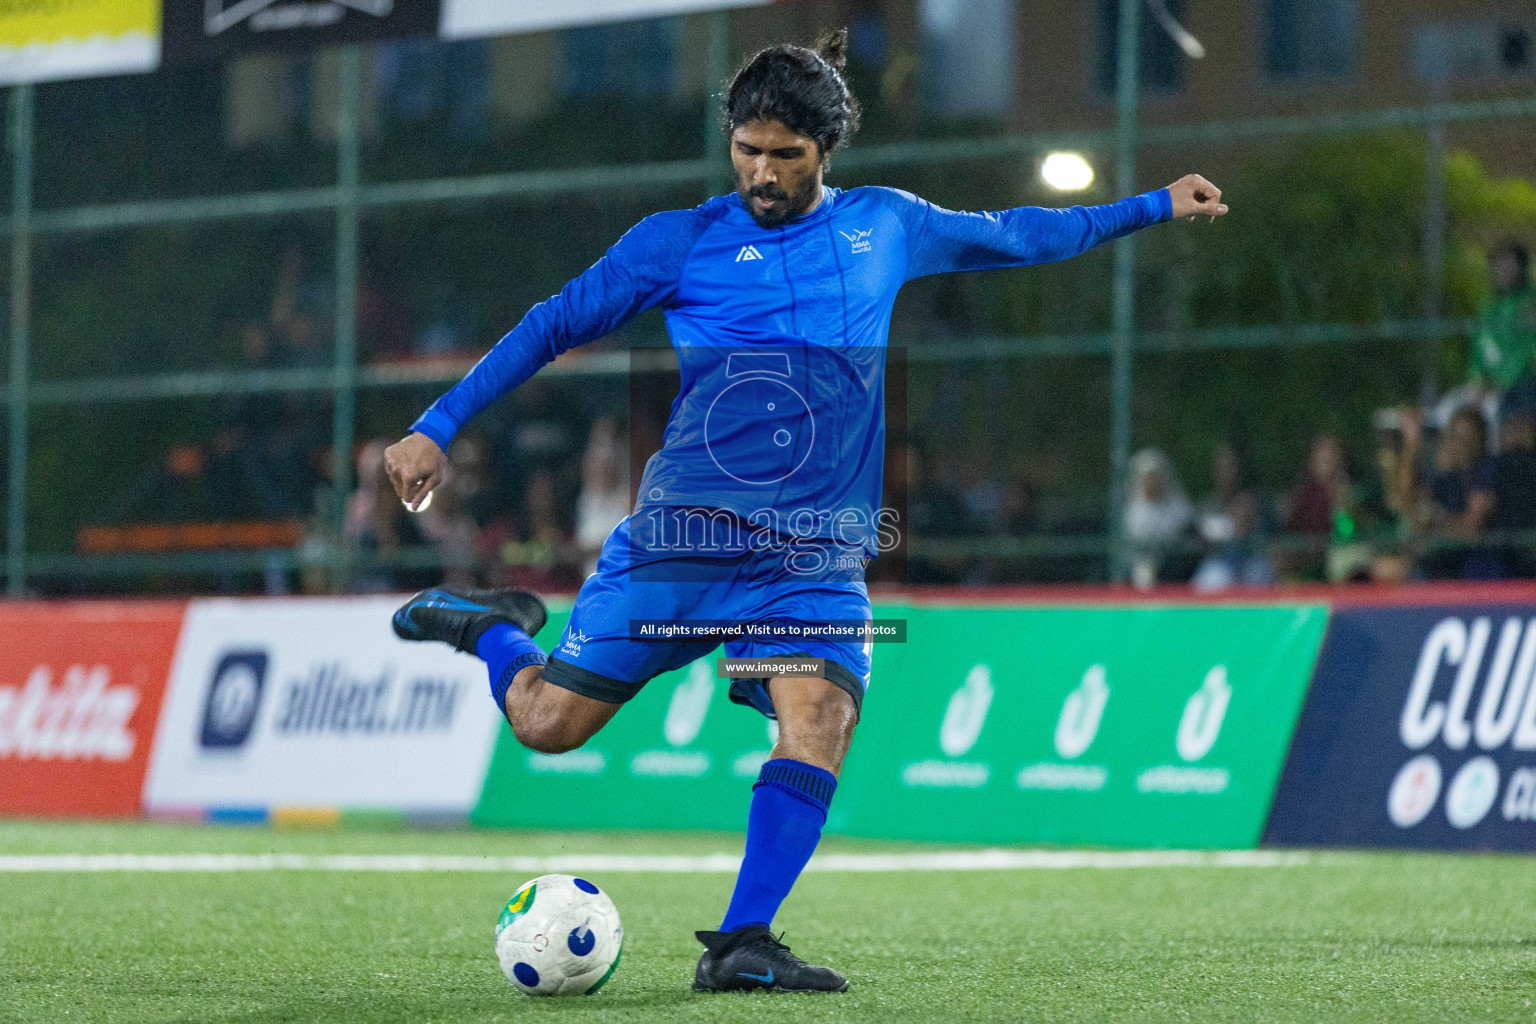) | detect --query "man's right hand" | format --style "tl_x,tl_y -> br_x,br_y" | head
385,432 -> 447,511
